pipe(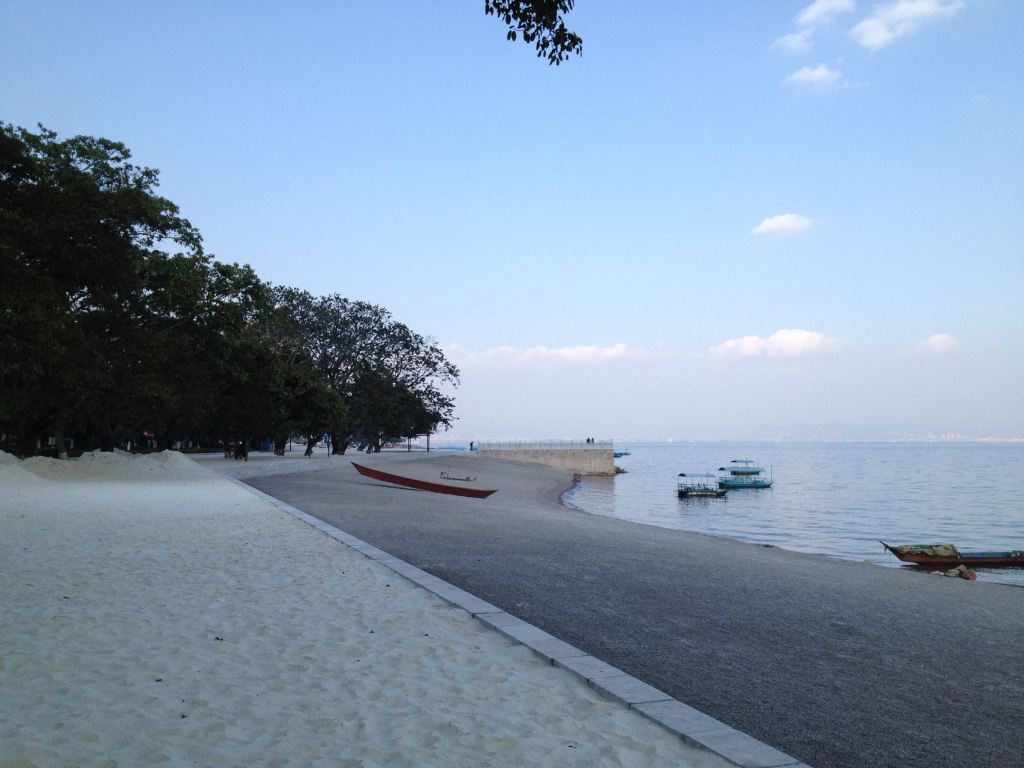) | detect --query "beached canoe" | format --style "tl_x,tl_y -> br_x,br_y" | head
880,541 -> 1024,568
351,462 -> 497,499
